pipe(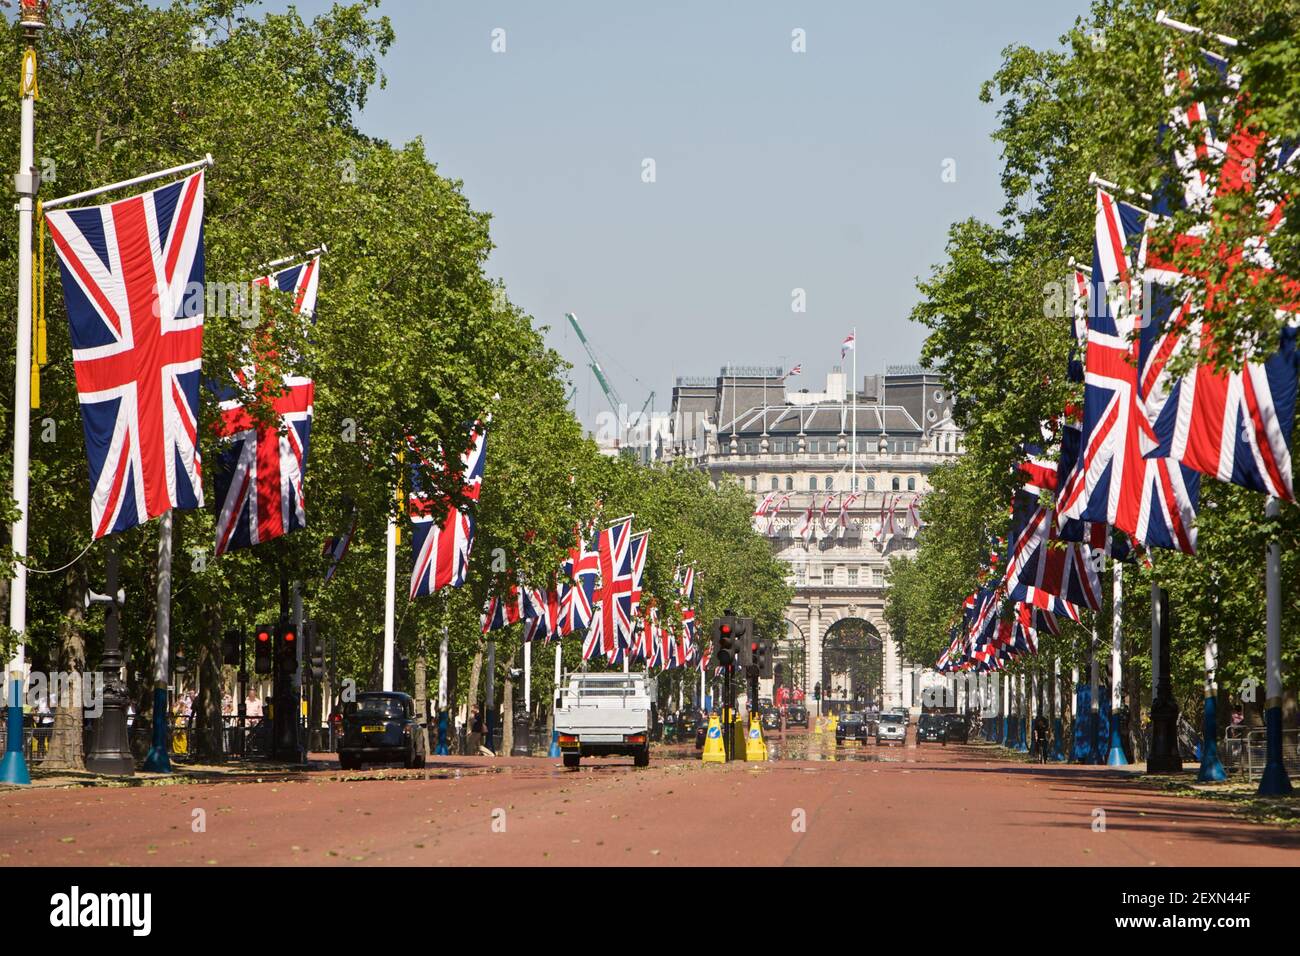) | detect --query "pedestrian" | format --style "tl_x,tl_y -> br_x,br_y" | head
245,688 -> 263,720
1033,712 -> 1050,763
